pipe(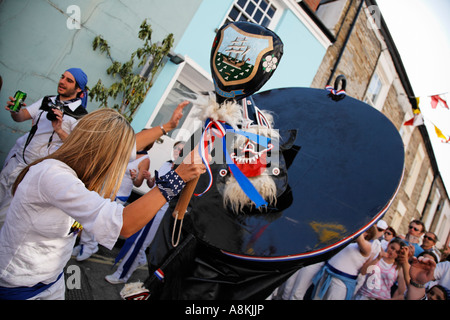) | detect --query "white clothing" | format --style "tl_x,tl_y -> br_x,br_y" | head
433,261 -> 450,289
117,154 -> 149,199
110,205 -> 166,282
273,262 -> 324,300
328,241 -> 377,277
0,97 -> 82,225
17,97 -> 81,164
312,240 -> 381,300
2,133 -> 27,169
28,275 -> 66,300
109,161 -> 172,282
313,274 -> 349,300
380,239 -> 389,251
0,159 -> 123,289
